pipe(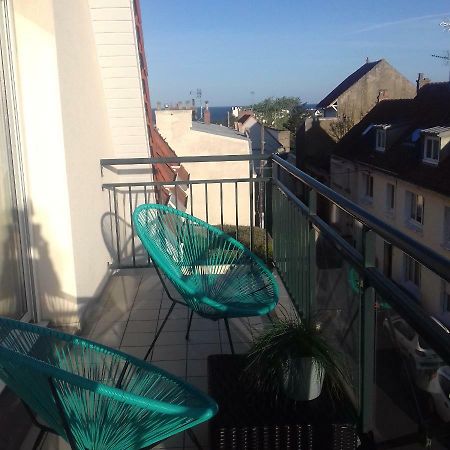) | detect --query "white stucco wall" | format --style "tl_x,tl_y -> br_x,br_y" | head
12,0 -> 114,326
88,0 -> 150,158
155,110 -> 253,226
